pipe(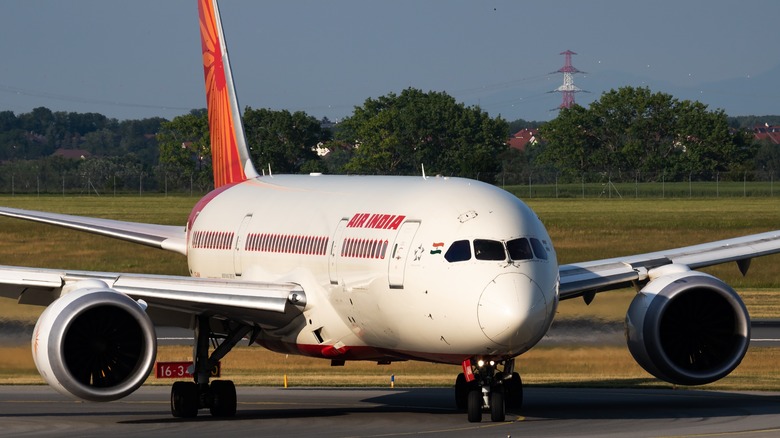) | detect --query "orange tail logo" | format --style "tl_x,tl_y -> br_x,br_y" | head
198,0 -> 258,188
